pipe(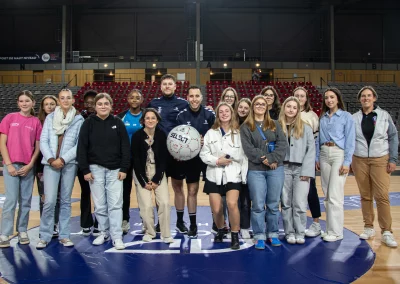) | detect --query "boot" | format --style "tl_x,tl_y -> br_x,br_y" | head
214,229 -> 225,243
231,232 -> 240,250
